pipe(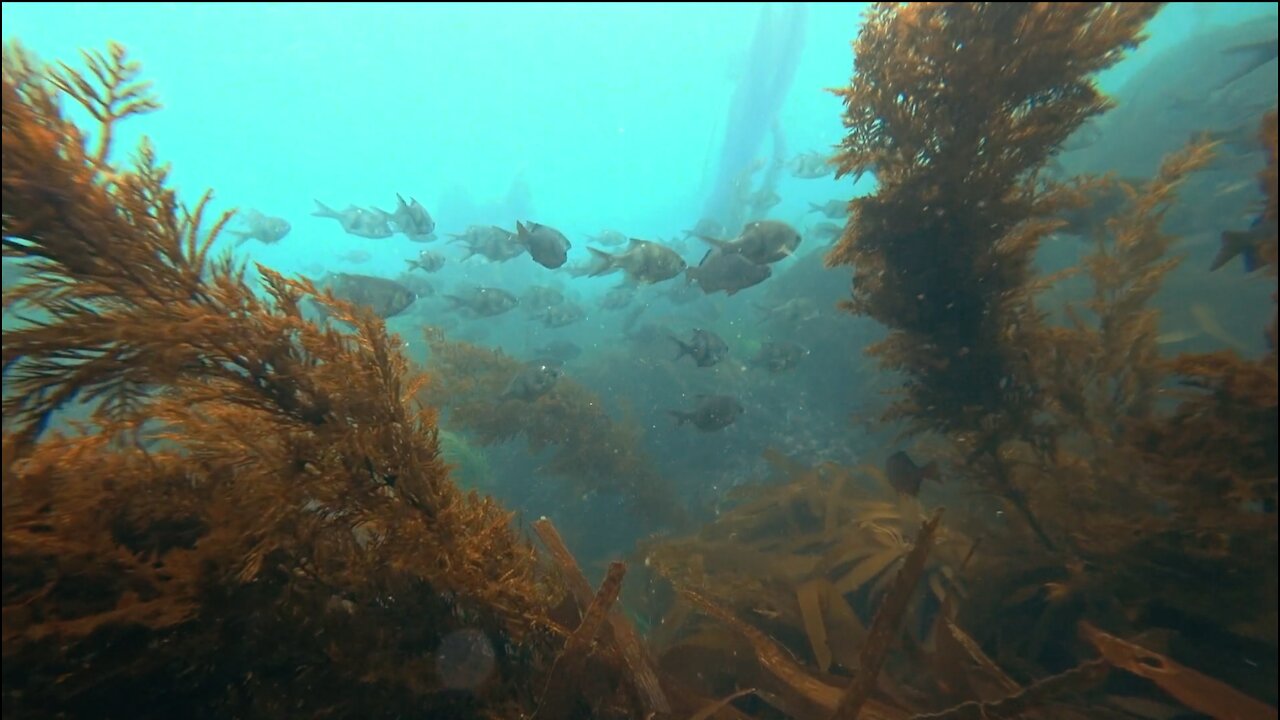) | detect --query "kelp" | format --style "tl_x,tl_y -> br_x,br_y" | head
2,40 -> 572,719
420,328 -> 684,526
820,1 -> 1276,715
